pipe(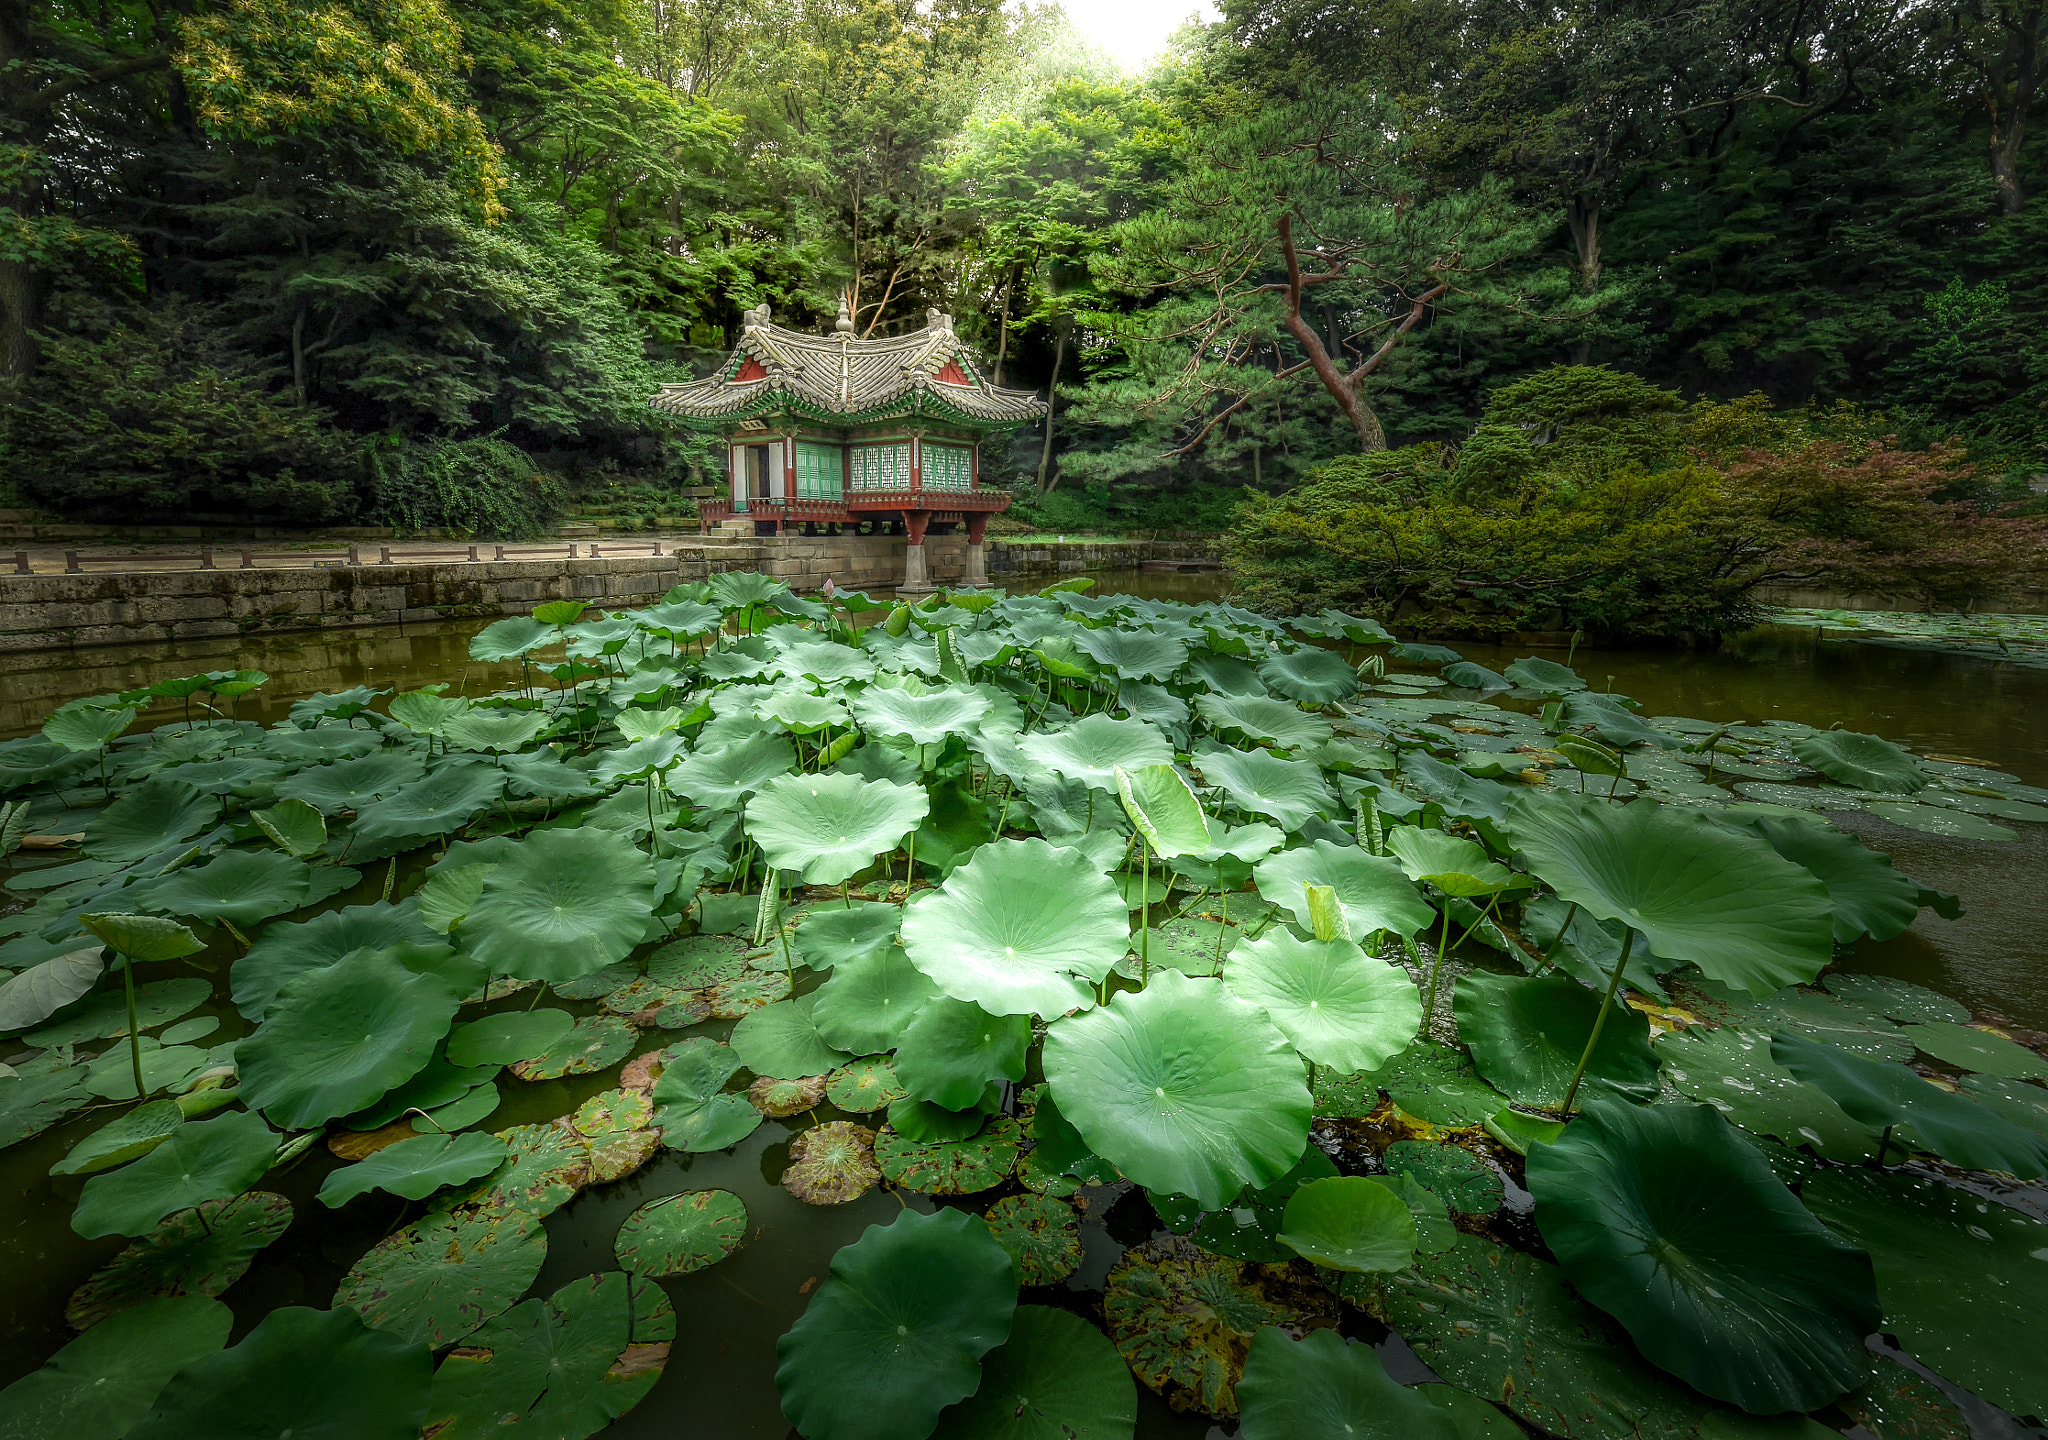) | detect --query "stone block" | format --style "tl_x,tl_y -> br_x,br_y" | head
169,619 -> 240,640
